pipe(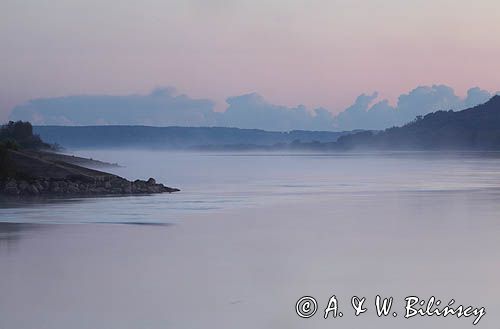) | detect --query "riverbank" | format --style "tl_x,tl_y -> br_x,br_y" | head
0,149 -> 179,196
